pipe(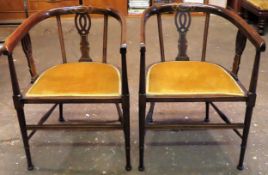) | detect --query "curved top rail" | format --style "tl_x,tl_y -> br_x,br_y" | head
140,3 -> 265,52
1,5 -> 127,55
